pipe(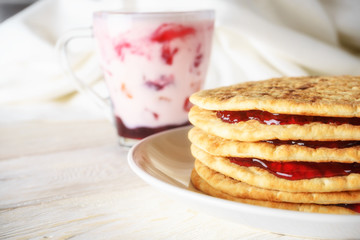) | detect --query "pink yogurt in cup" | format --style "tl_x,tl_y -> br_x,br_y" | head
93,10 -> 214,146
